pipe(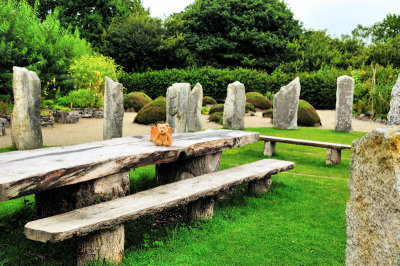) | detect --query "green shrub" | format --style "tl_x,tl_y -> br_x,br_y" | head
203,96 -> 217,106
40,110 -> 51,116
42,100 -> 55,109
246,92 -> 272,110
263,108 -> 273,118
208,112 -> 223,124
134,98 -> 166,125
209,104 -> 224,114
155,96 -> 166,100
297,100 -> 321,127
0,101 -> 13,115
246,102 -> 256,113
62,89 -> 104,108
52,105 -> 71,112
124,92 -> 152,111
201,106 -> 210,115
